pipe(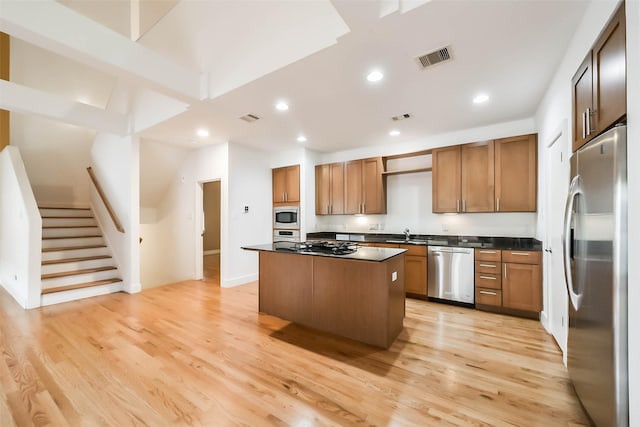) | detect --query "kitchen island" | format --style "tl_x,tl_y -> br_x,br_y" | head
242,243 -> 406,348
